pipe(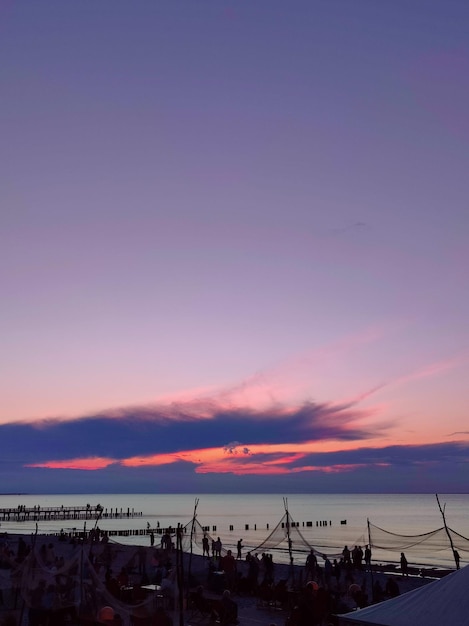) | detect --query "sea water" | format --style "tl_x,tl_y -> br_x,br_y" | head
1,493 -> 468,569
